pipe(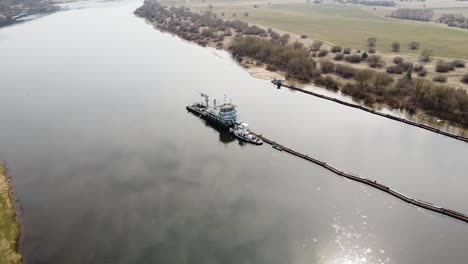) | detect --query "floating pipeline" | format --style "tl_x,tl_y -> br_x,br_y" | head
271,80 -> 468,143
250,131 -> 468,224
